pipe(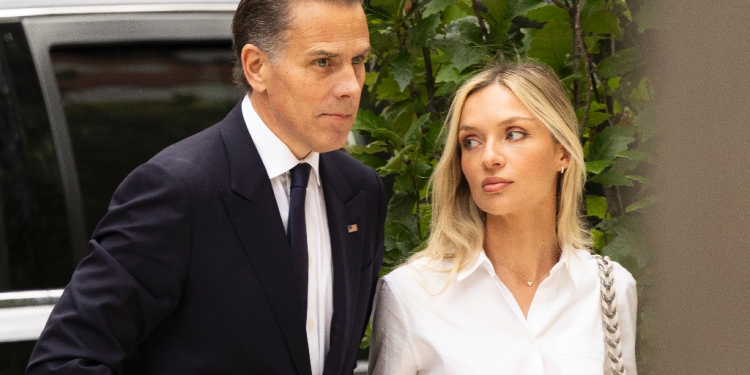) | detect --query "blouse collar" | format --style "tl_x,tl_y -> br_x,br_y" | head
456,246 -> 594,290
